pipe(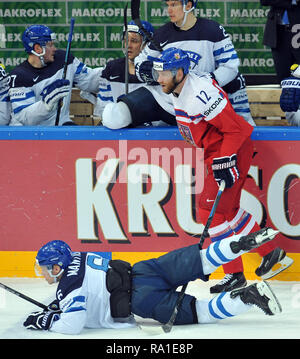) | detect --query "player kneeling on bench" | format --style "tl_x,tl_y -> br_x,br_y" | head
24,228 -> 281,335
